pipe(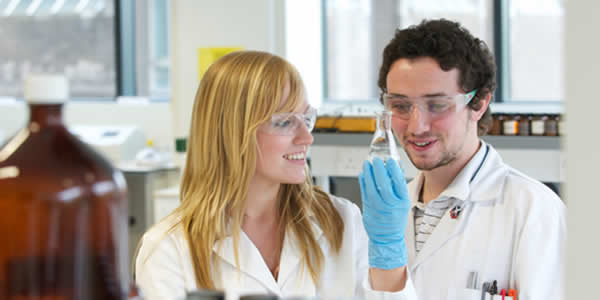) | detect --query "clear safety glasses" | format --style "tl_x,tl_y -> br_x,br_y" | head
382,90 -> 477,121
260,106 -> 317,136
